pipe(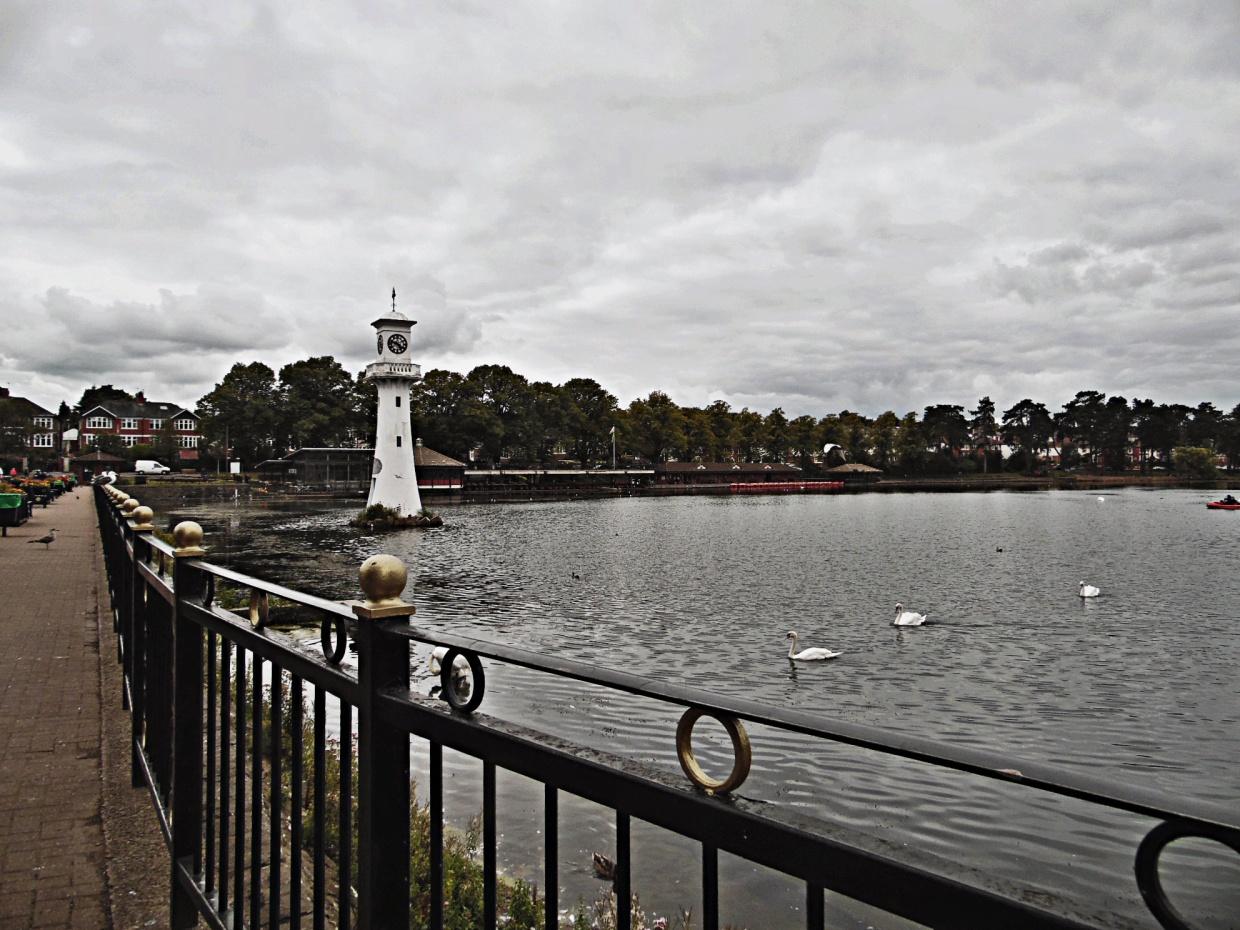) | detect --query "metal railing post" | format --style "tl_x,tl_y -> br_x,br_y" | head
171,521 -> 207,928
350,555 -> 413,930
